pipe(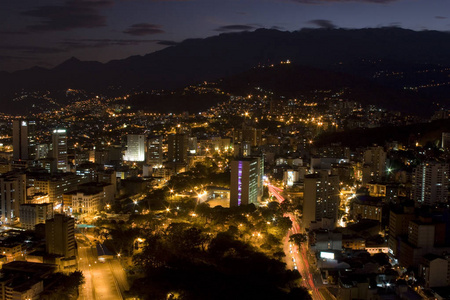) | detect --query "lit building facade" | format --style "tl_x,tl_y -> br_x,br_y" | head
52,129 -> 68,172
412,162 -> 449,206
167,133 -> 188,163
303,171 -> 340,229
124,134 -> 146,162
230,157 -> 263,207
19,203 -> 53,230
147,136 -> 164,166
